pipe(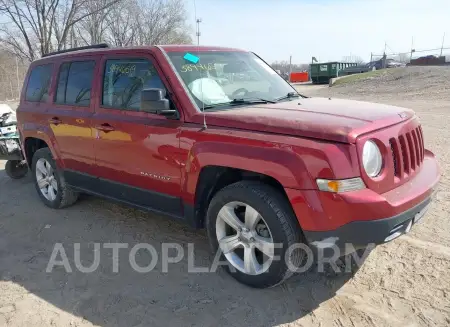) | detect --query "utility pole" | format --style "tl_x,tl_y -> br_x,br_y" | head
410,36 -> 415,63
382,41 -> 387,69
196,18 -> 202,46
15,56 -> 20,99
289,55 -> 292,76
440,33 -> 445,57
9,79 -> 13,100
